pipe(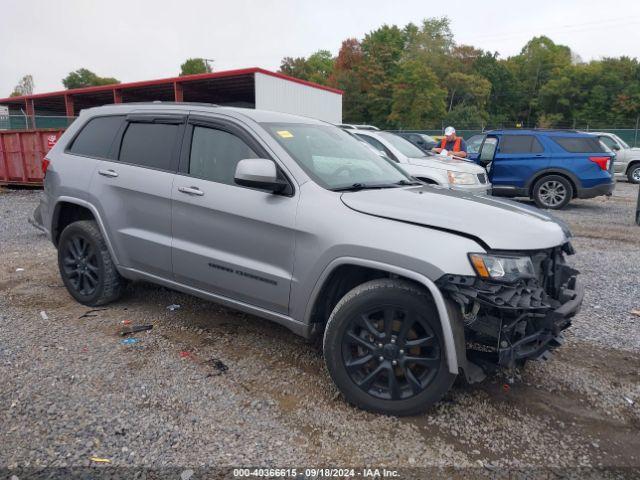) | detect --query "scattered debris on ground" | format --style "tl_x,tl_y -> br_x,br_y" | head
1,184 -> 639,470
79,308 -> 108,318
120,324 -> 153,336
